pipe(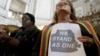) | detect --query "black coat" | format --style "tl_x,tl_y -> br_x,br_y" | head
10,26 -> 41,56
0,39 -> 13,56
